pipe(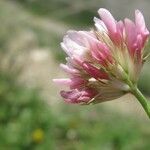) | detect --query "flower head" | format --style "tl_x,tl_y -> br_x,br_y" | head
53,8 -> 149,104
